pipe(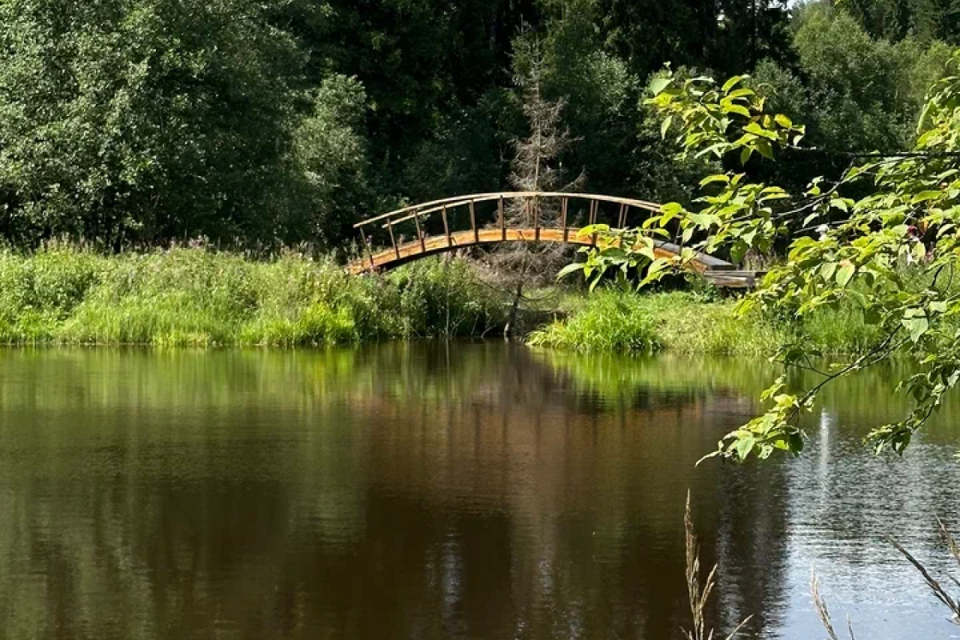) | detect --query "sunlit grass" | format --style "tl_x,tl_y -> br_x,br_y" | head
0,245 -> 503,346
528,288 -> 888,357
529,290 -> 784,355
528,290 -> 663,353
